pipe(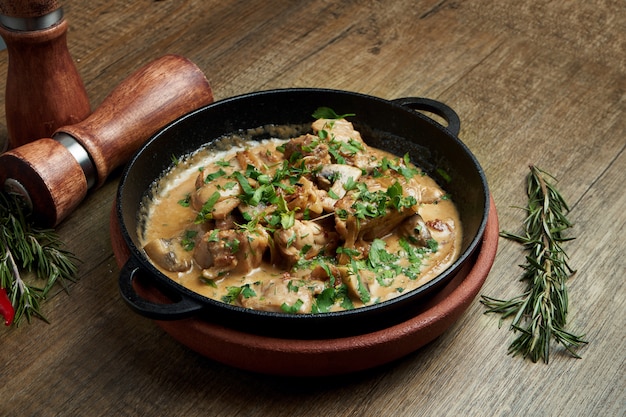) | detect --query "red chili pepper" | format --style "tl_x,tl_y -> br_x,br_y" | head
0,287 -> 15,326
